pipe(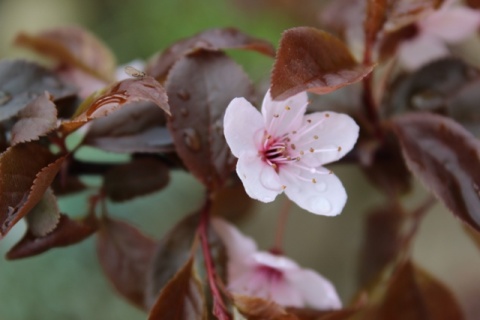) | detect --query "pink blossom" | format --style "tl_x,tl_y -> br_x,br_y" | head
211,218 -> 342,310
223,90 -> 359,216
398,1 -> 480,70
58,60 -> 146,99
